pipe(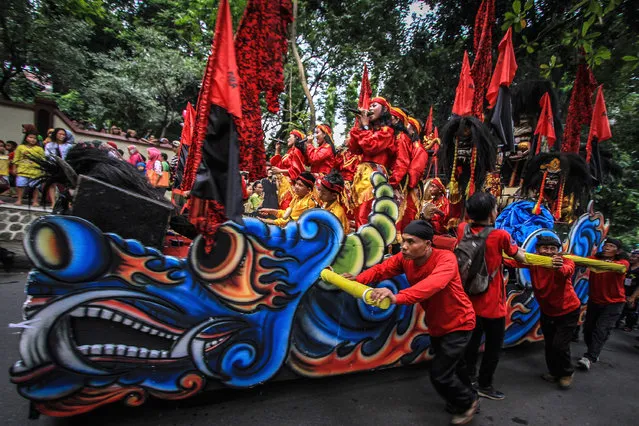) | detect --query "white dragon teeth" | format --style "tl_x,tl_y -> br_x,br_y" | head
112,314 -> 123,322
123,318 -> 133,326
116,345 -> 127,356
87,307 -> 101,318
76,344 -> 172,359
99,310 -> 113,320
